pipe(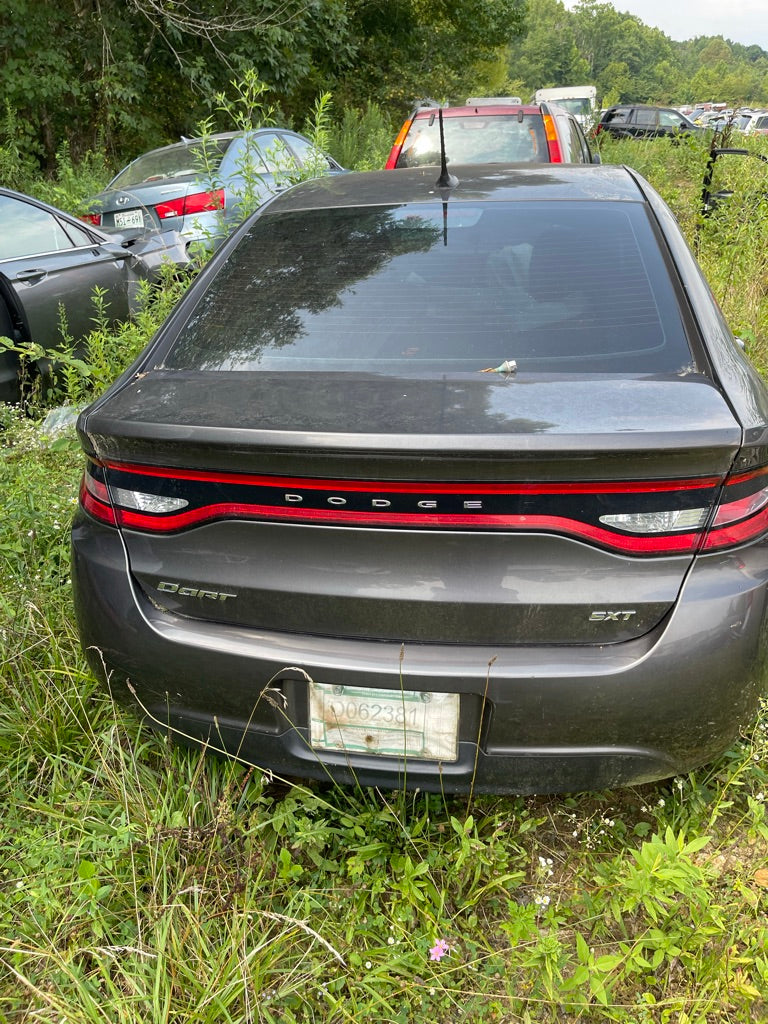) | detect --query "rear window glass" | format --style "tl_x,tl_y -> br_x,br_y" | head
396,114 -> 548,166
163,201 -> 694,375
110,139 -> 232,188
